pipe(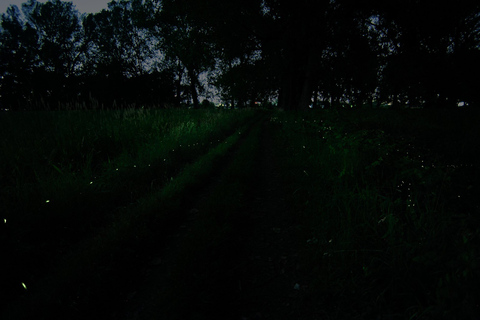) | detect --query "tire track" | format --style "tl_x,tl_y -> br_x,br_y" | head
117,112 -> 313,320
115,113 -> 266,319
